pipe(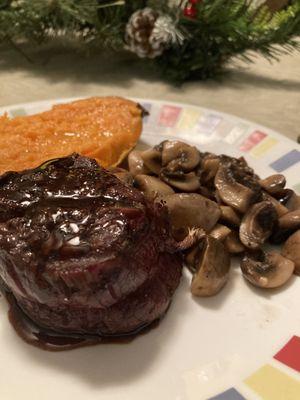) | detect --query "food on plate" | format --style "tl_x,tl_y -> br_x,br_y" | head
127,140 -> 299,295
0,154 -> 184,345
0,97 -> 143,174
162,193 -> 221,240
0,123 -> 298,349
239,201 -> 277,249
282,230 -> 300,274
240,250 -> 295,289
187,236 -> 230,297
